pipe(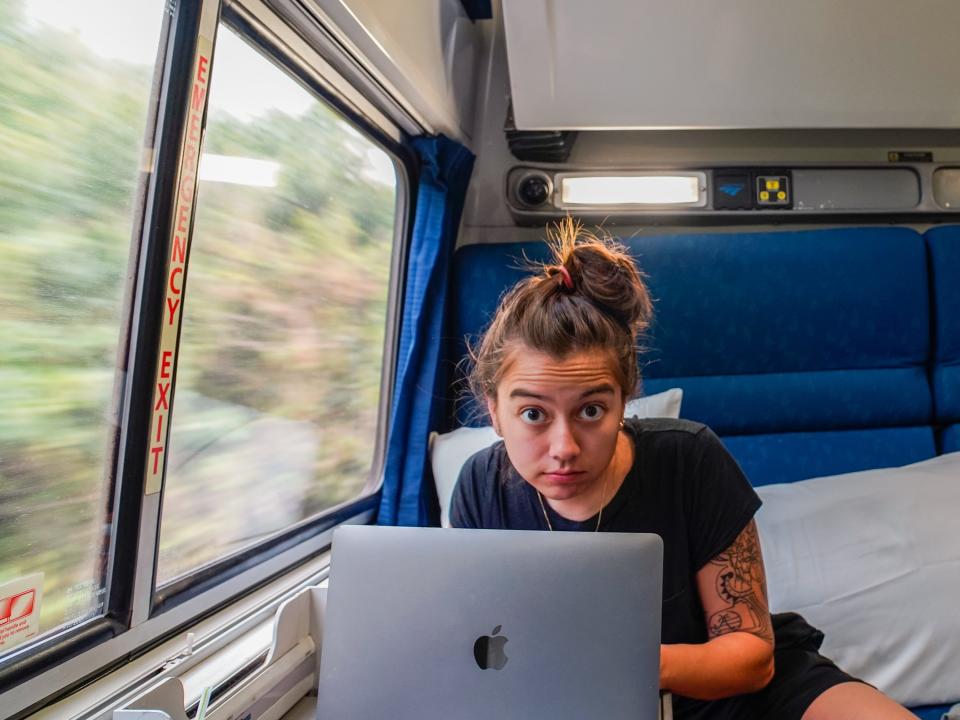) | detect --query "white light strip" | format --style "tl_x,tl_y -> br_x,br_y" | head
199,154 -> 280,187
561,175 -> 701,205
